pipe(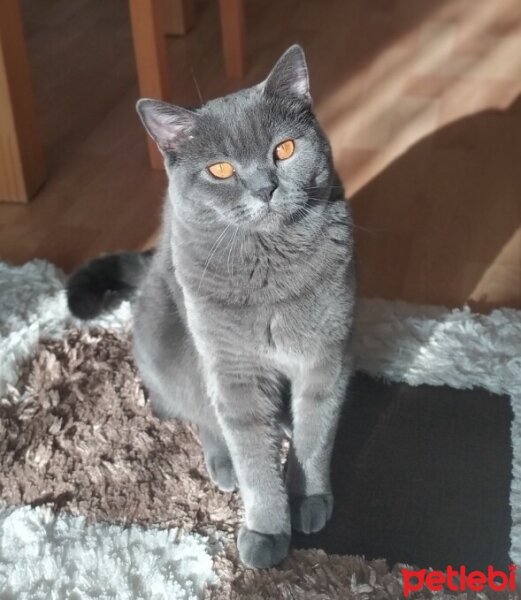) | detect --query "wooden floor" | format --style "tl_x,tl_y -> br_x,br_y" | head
1,0 -> 520,311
